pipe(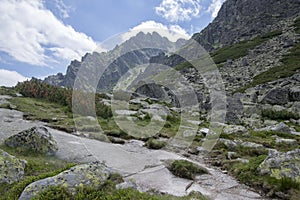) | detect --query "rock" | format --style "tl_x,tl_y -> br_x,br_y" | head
259,149 -> 300,182
289,86 -> 300,101
223,125 -> 247,135
240,142 -> 264,148
227,152 -> 238,160
275,138 -> 297,146
261,88 -> 289,105
19,161 -> 111,200
4,126 -> 58,155
219,139 -> 237,150
0,149 -> 27,184
255,122 -> 292,134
